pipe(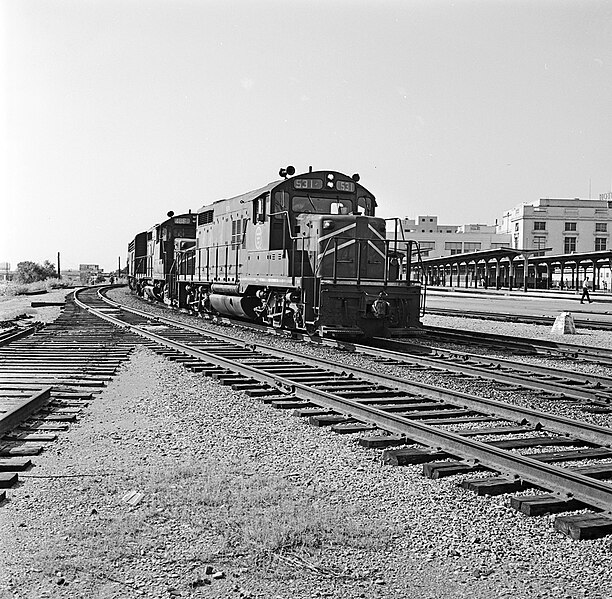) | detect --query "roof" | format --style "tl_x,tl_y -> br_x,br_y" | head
196,180 -> 282,213
421,248 -> 527,265
422,248 -> 612,267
